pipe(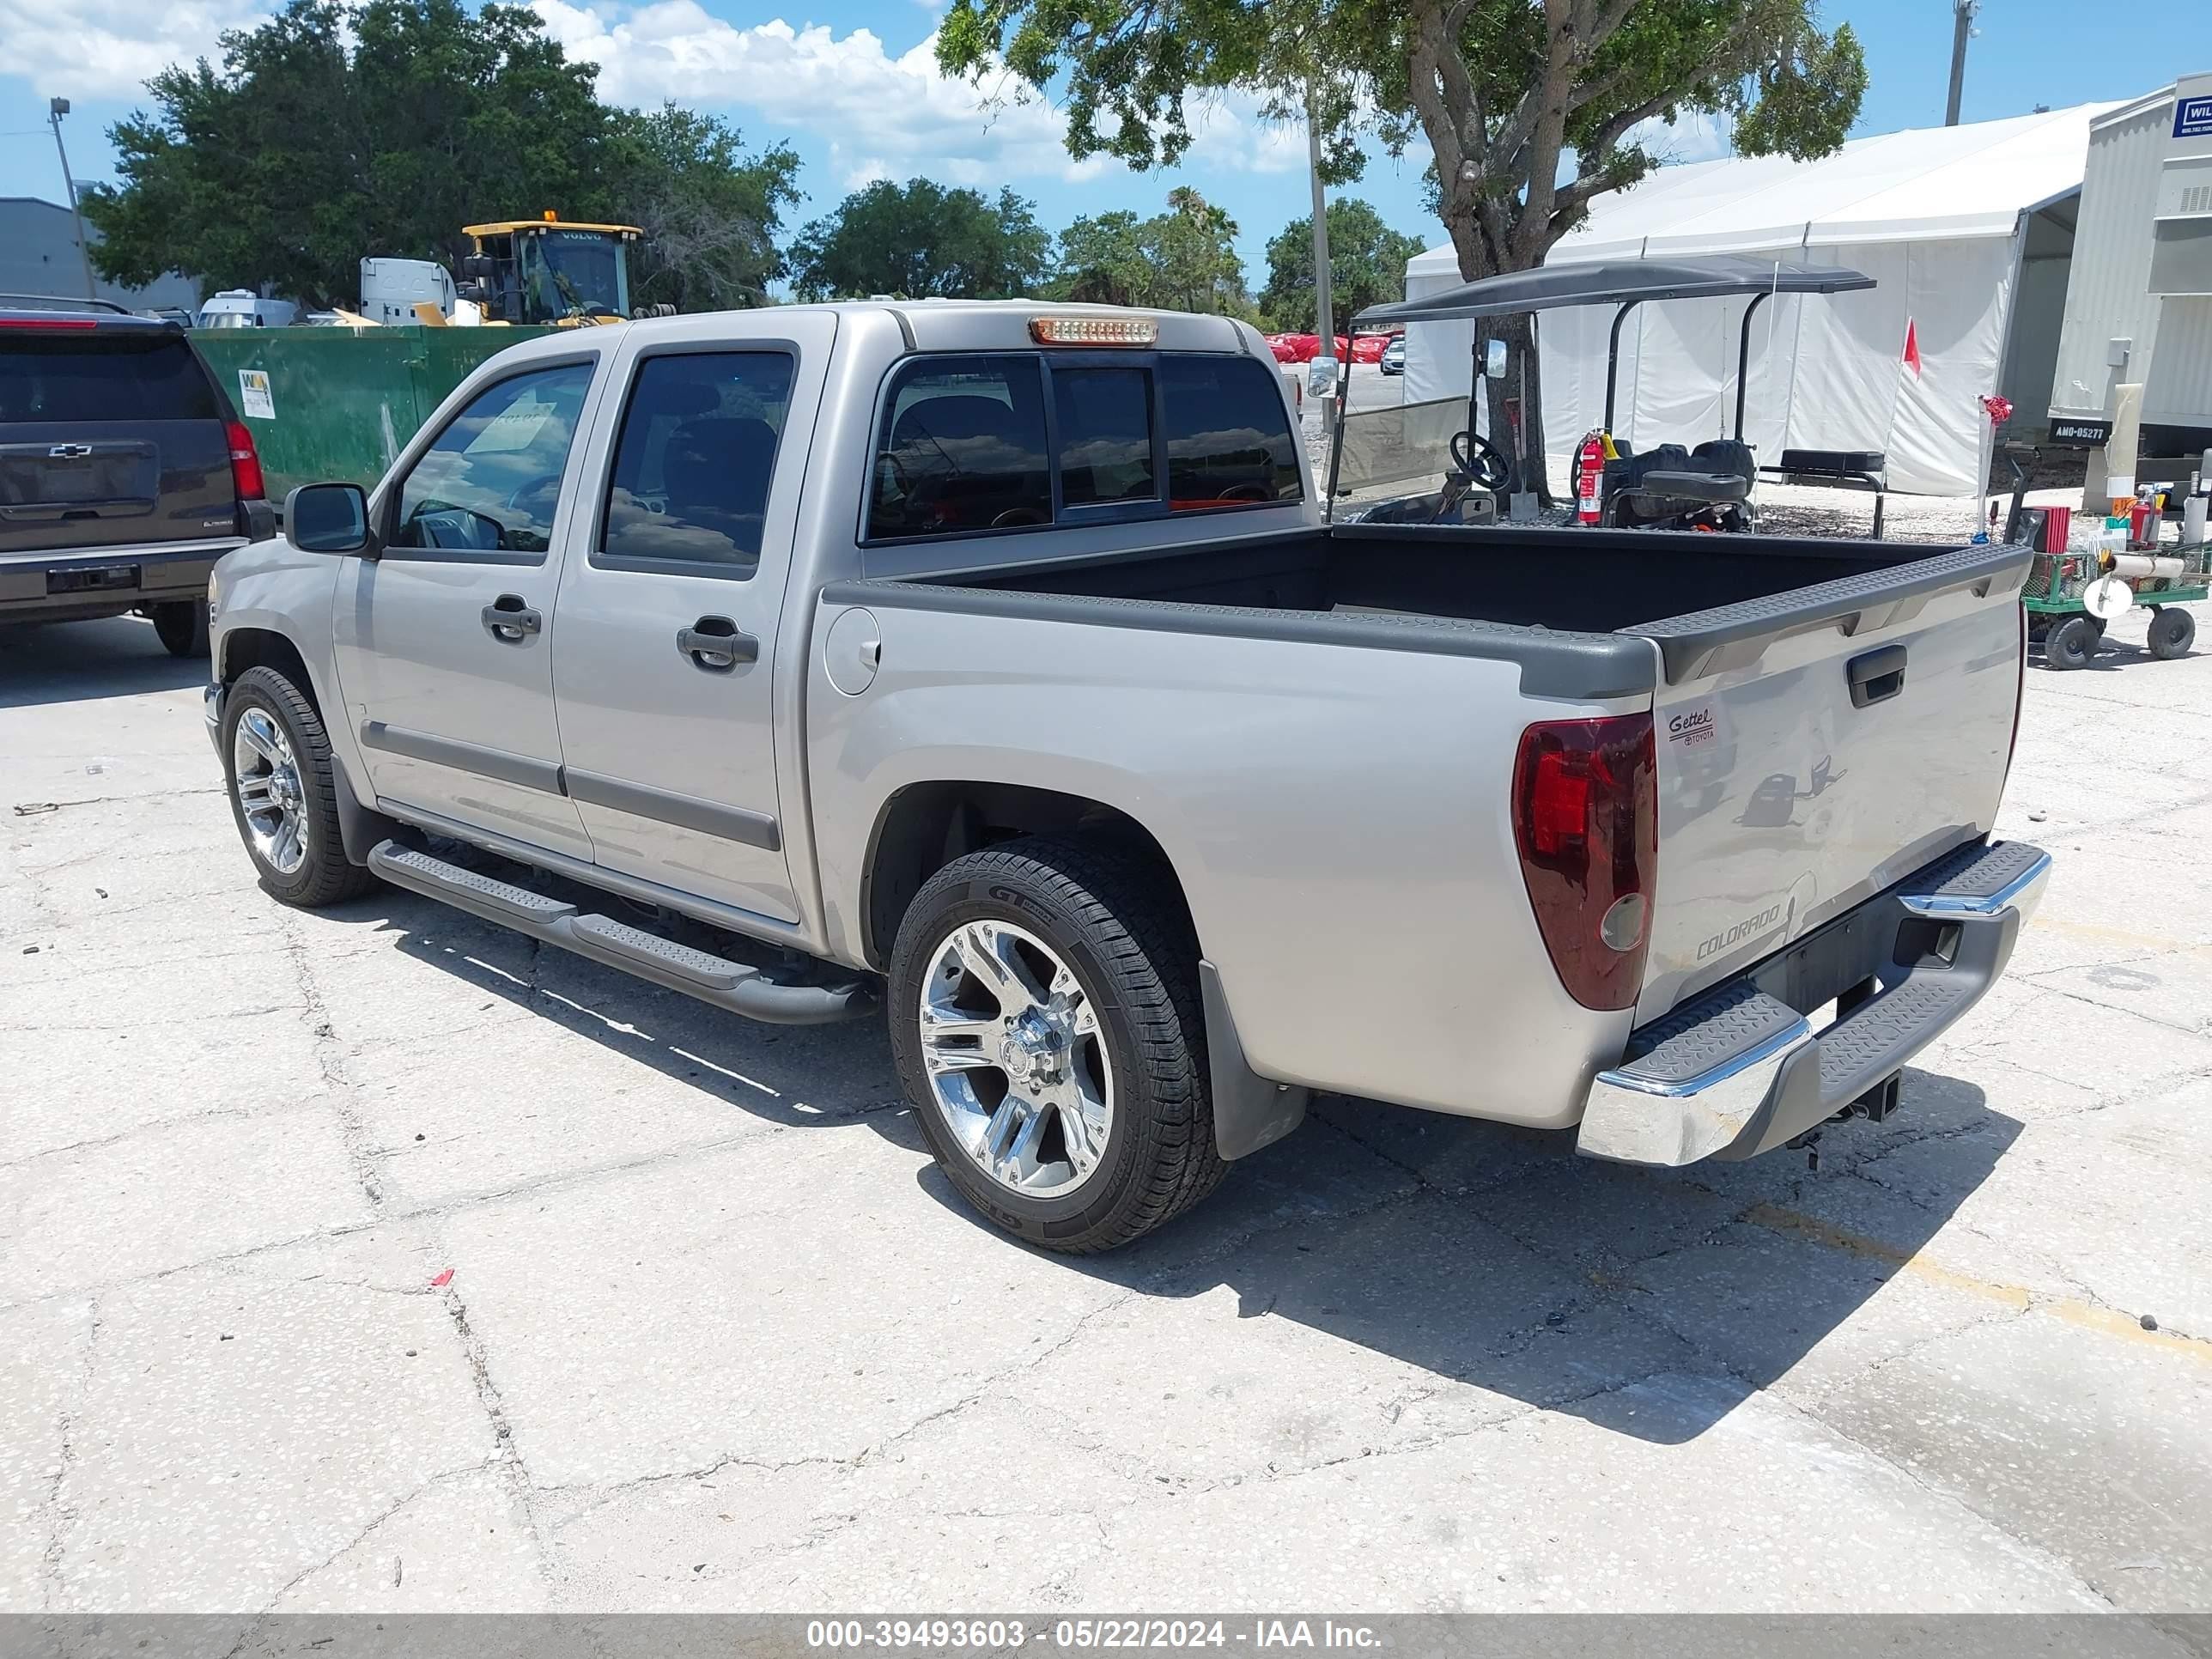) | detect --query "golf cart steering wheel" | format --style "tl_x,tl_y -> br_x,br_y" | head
1449,428 -> 1512,493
